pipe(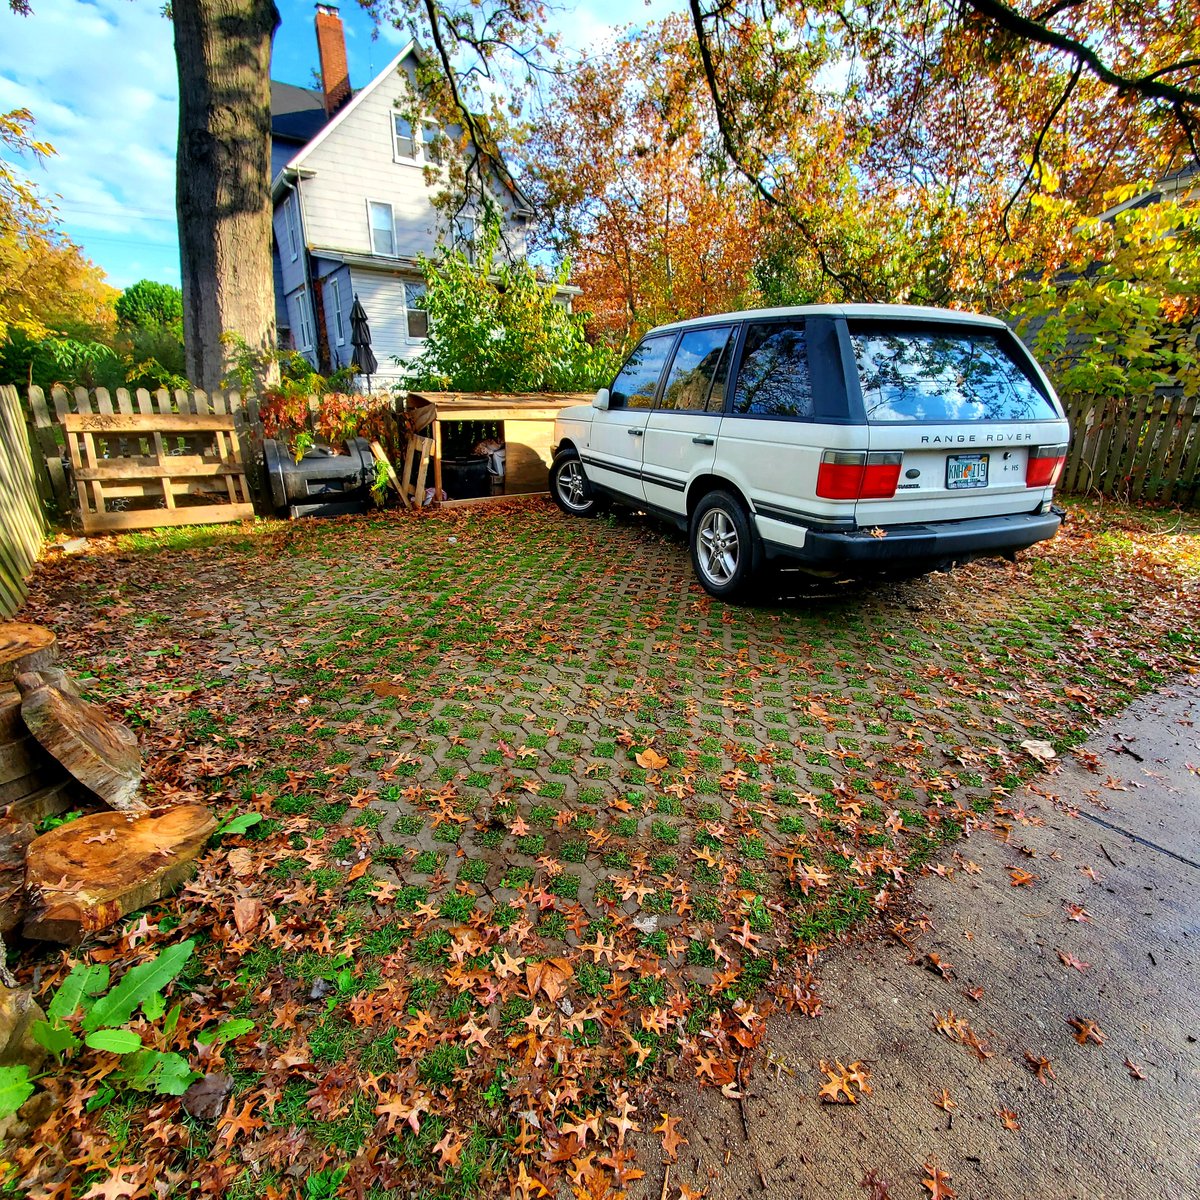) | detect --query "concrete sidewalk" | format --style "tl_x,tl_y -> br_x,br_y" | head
640,678 -> 1200,1200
